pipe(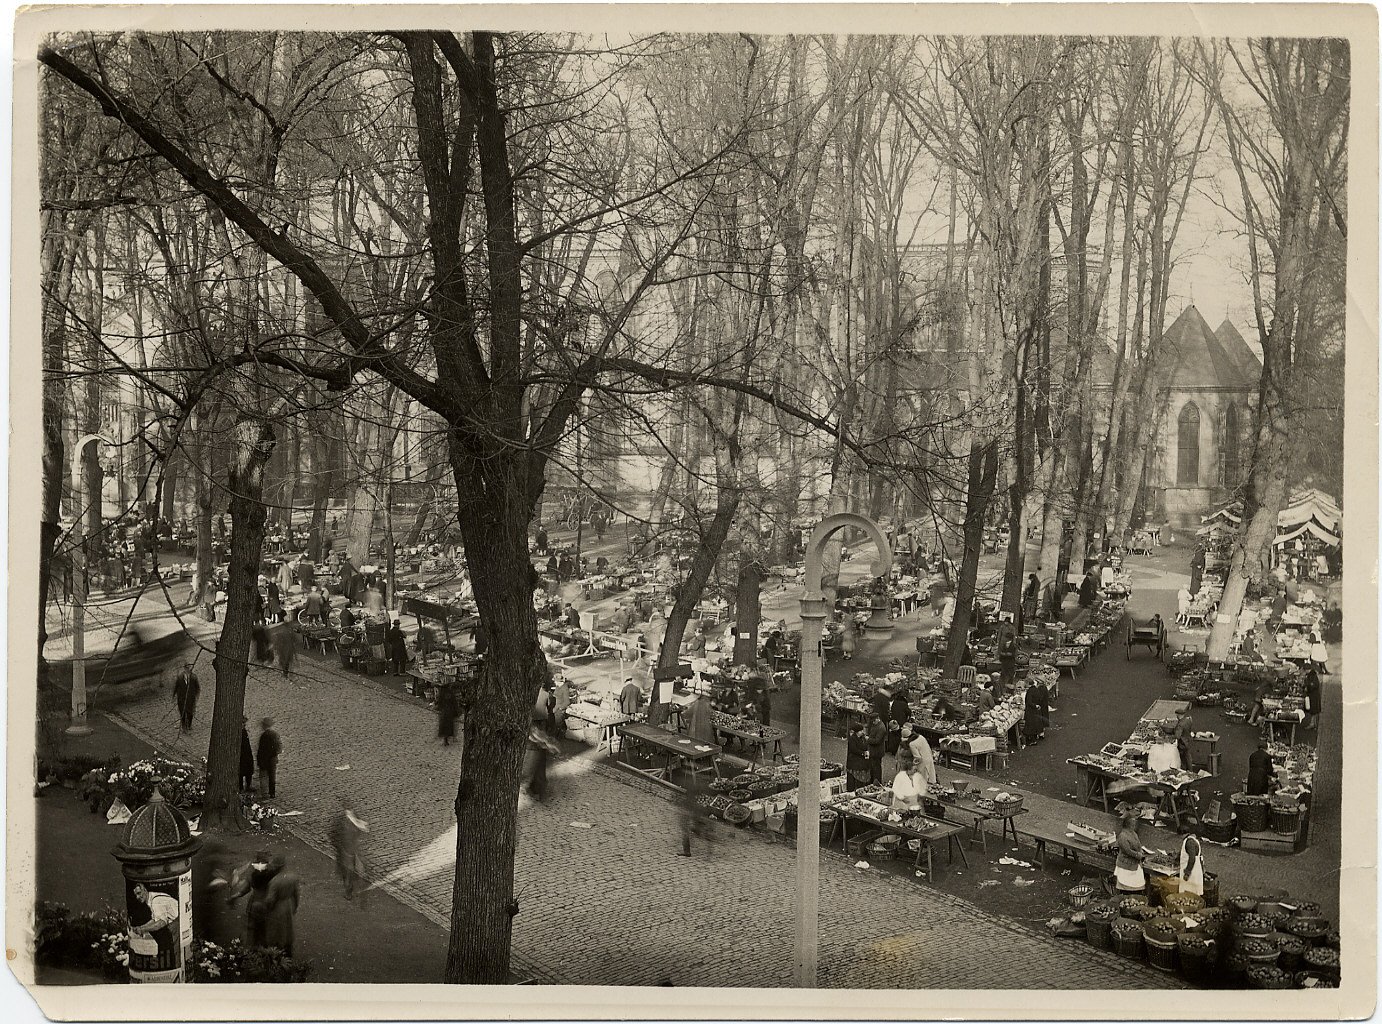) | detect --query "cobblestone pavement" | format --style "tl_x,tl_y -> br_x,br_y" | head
111,648 -> 1178,989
